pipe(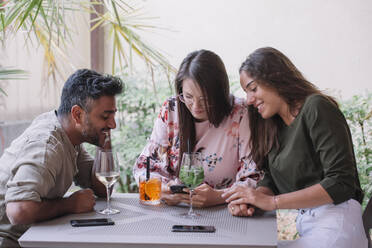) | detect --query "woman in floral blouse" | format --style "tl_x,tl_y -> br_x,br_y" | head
133,50 -> 262,207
